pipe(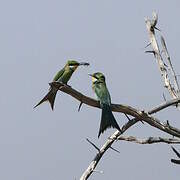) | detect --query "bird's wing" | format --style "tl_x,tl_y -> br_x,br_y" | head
53,68 -> 65,81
